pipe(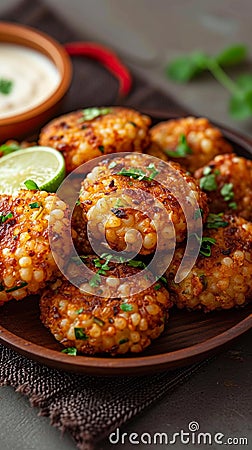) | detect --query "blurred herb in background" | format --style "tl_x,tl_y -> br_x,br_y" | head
166,44 -> 252,120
